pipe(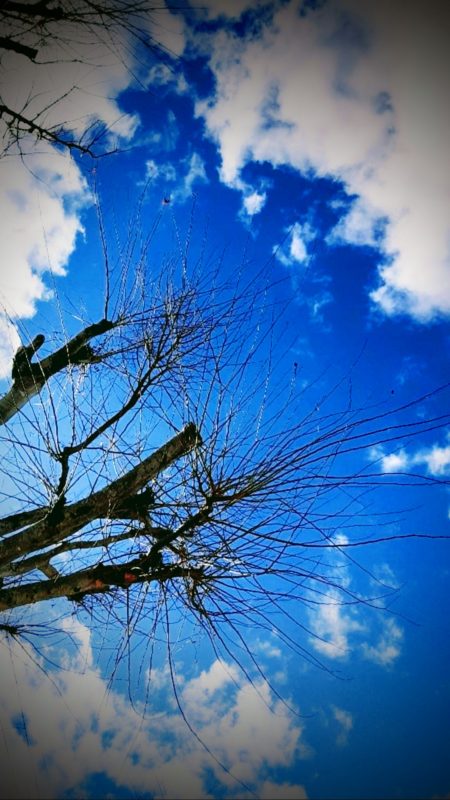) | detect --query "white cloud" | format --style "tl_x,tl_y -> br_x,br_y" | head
371,562 -> 400,590
146,61 -> 188,93
414,442 -> 450,477
371,434 -> 450,477
255,639 -> 283,659
195,0 -> 450,321
178,152 -> 208,200
181,659 -> 240,720
0,147 -> 88,317
376,448 -> 409,474
0,620 -> 307,799
0,145 -> 90,378
332,705 -> 353,747
1,25 -> 139,151
0,316 -> 21,381
274,222 -> 313,267
243,190 -> 267,217
259,781 -> 307,800
198,678 -> 303,789
328,198 -> 386,249
145,158 -> 160,180
147,152 -> 208,204
307,536 -> 403,664
145,158 -> 177,183
309,592 -> 364,659
361,617 -> 404,666
310,590 -> 405,667
145,2 -> 186,58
